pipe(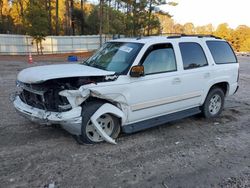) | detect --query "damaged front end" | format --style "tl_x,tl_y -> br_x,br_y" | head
16,76 -> 103,112
13,75 -> 124,144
